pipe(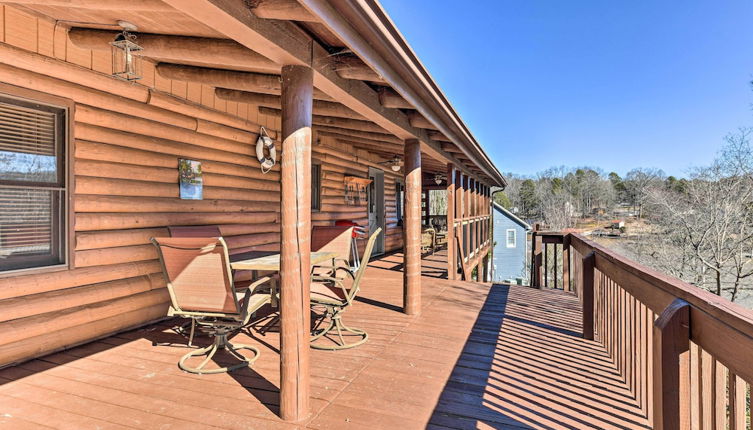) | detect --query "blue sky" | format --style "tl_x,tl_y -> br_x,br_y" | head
379,0 -> 753,177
